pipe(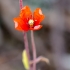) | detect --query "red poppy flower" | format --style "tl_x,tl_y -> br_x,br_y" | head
13,6 -> 45,31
